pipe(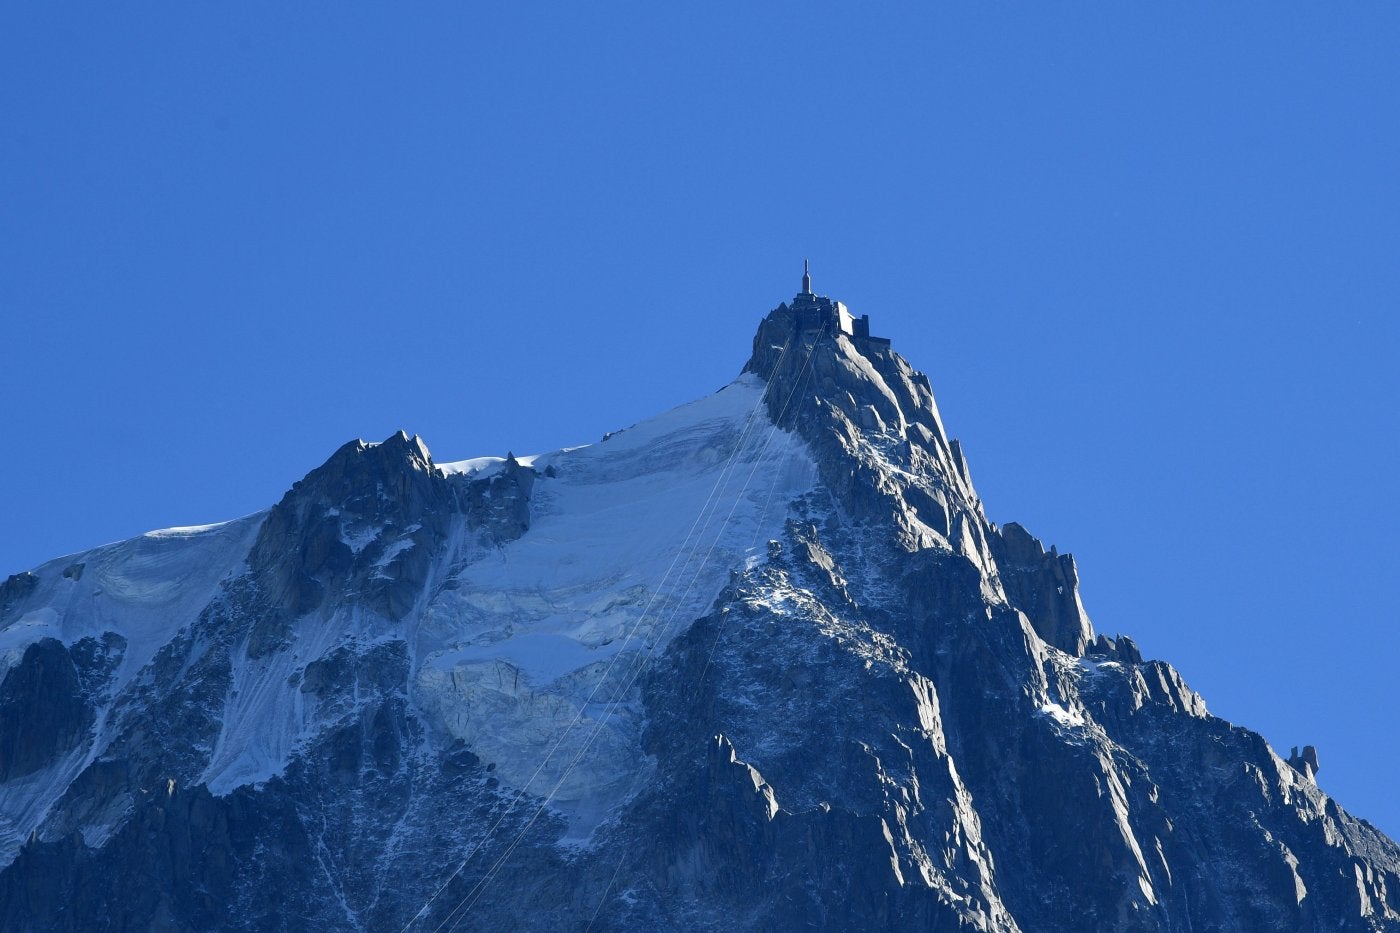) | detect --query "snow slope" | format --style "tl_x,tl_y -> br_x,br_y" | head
416,373 -> 817,835
0,513 -> 264,860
